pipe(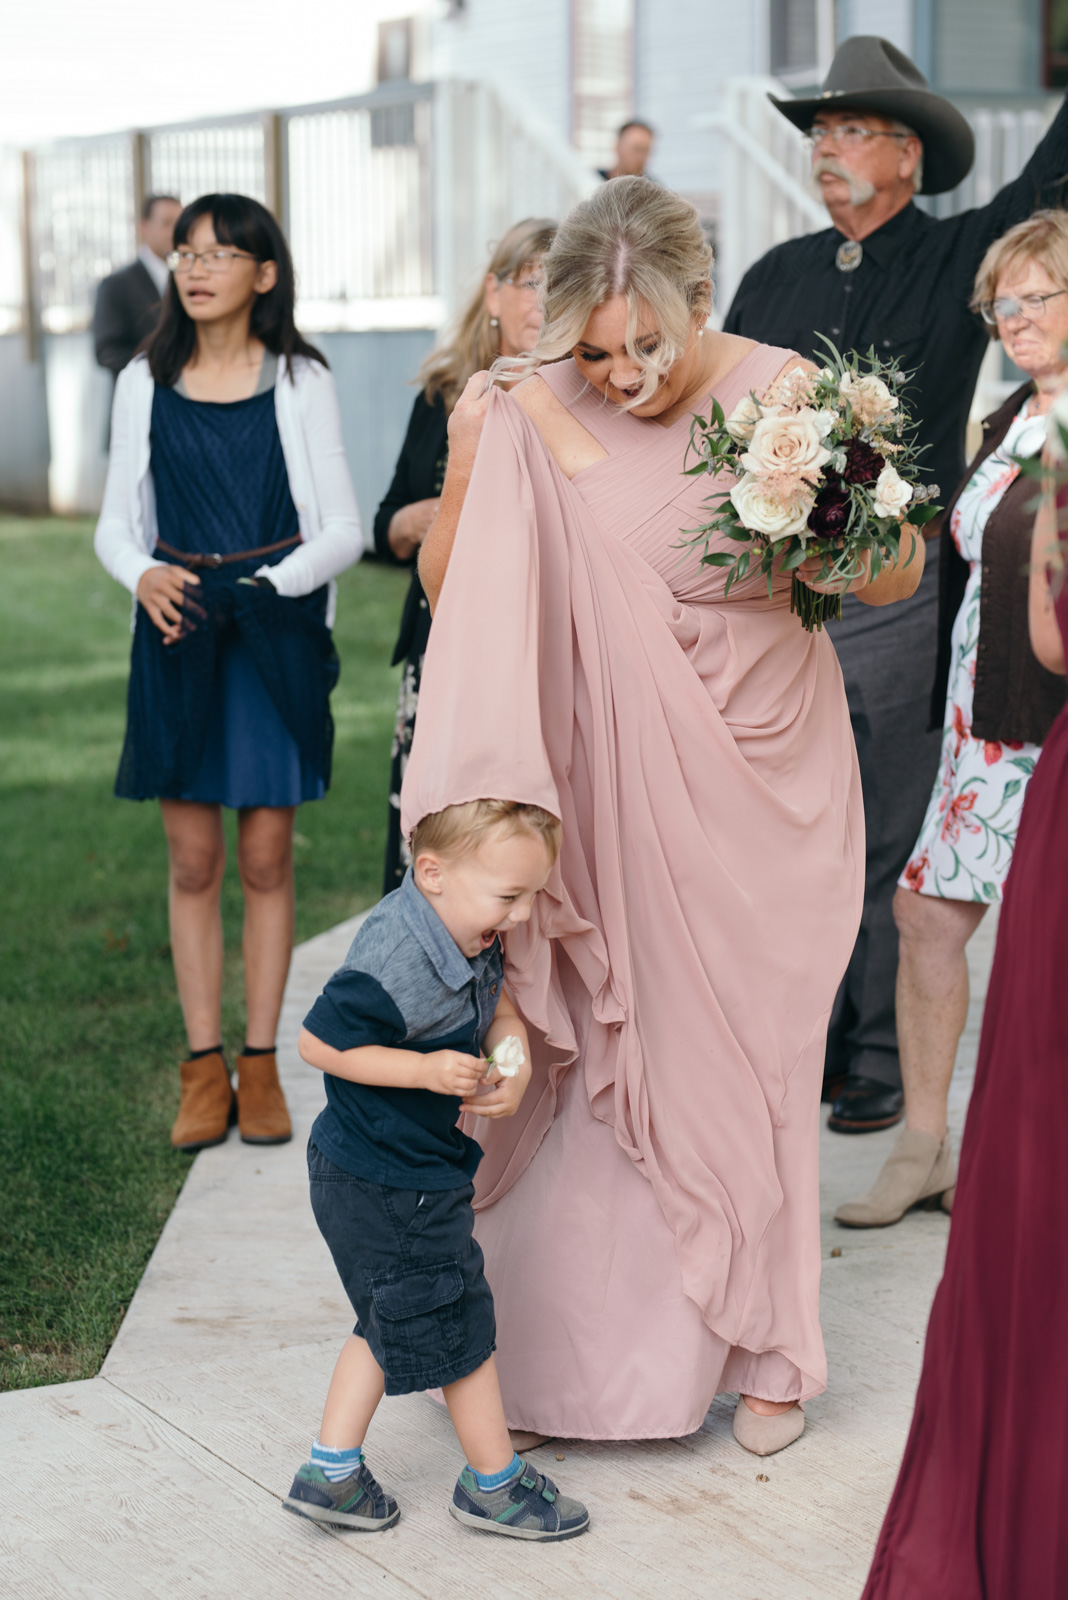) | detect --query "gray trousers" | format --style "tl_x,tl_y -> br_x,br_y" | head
825,555 -> 943,1089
